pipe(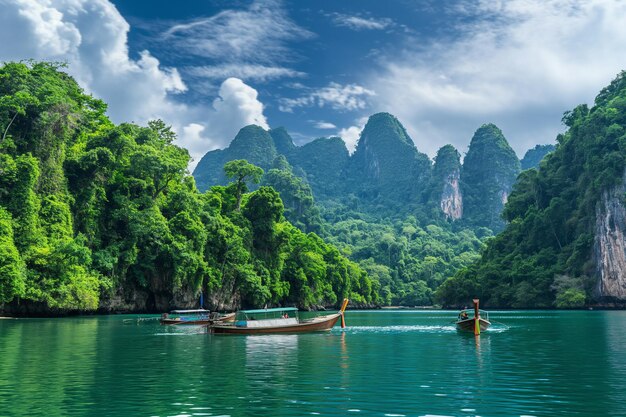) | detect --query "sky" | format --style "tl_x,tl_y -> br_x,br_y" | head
2,0 -> 626,169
